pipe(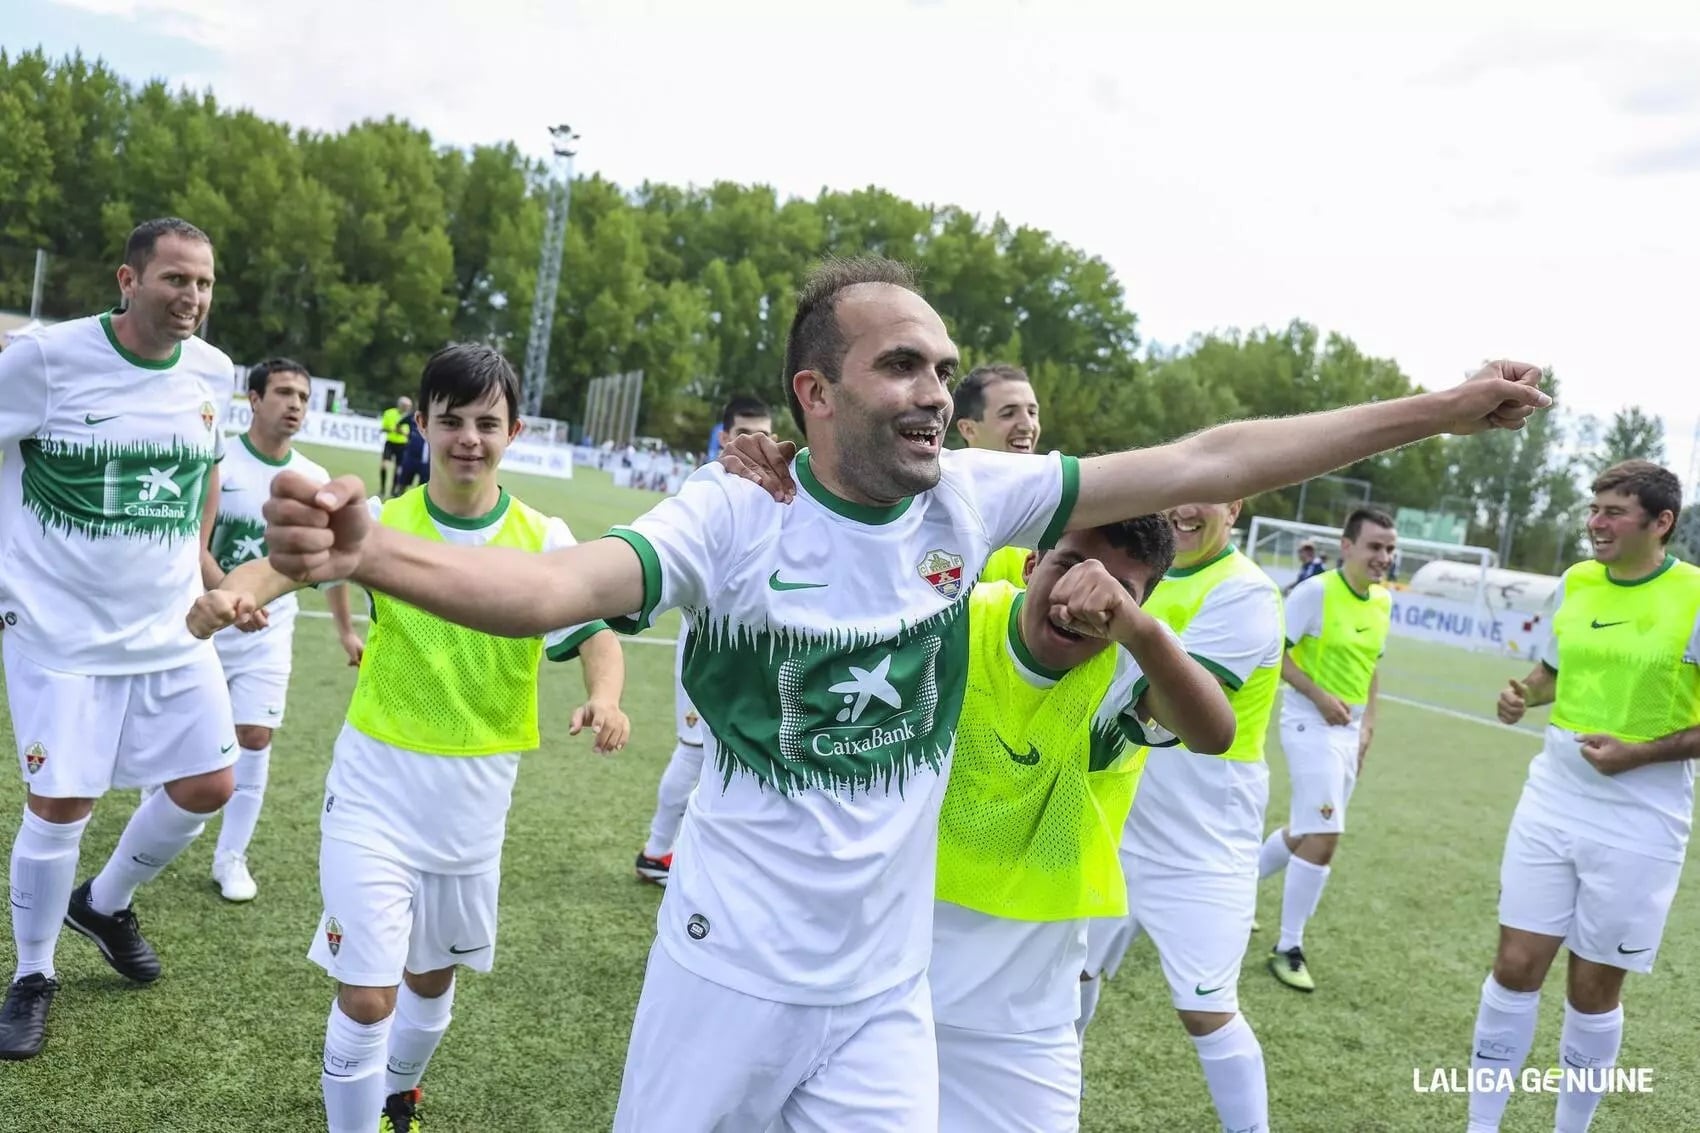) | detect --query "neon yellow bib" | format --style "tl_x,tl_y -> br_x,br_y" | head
346,488 -> 549,755
936,582 -> 1137,922
1289,570 -> 1391,705
1549,556 -> 1700,743
979,545 -> 1031,589
1142,546 -> 1281,763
